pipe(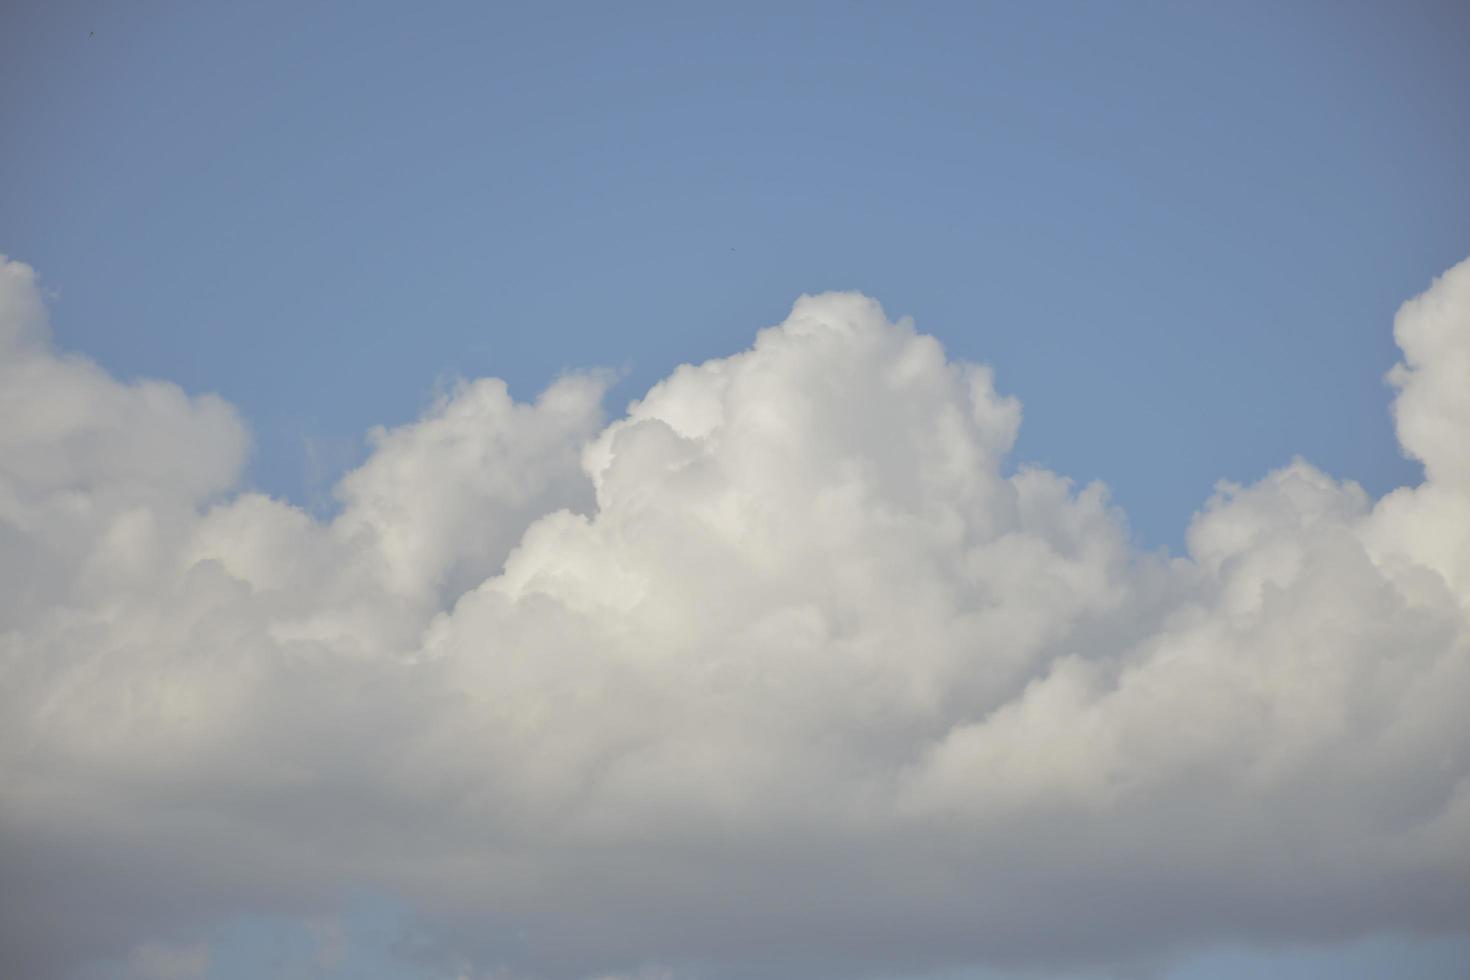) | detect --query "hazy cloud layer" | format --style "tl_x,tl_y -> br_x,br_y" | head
2,254 -> 1468,978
